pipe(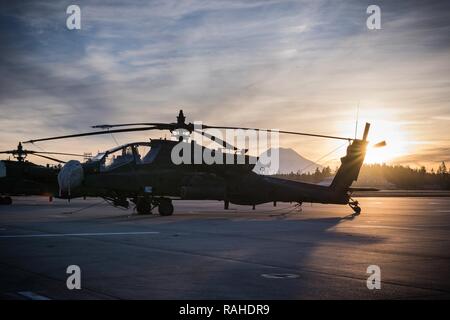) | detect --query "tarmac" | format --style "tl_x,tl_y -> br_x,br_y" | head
1,196 -> 449,299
